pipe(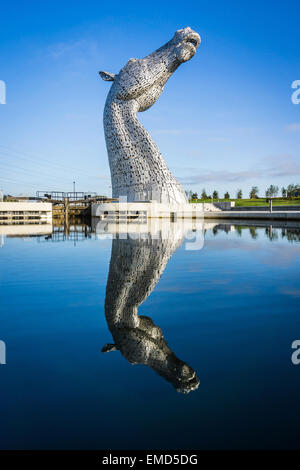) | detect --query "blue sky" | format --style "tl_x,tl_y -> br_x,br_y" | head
0,0 -> 299,198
